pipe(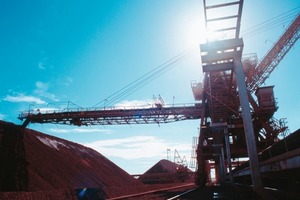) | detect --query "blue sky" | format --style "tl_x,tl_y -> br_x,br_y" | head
0,0 -> 299,174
